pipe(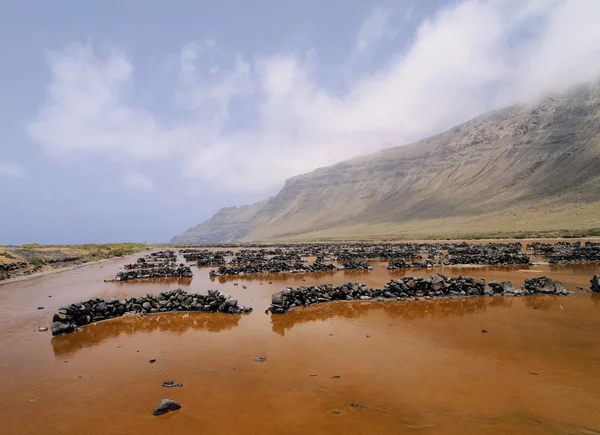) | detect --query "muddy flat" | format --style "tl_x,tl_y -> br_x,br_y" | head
1,247 -> 600,434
